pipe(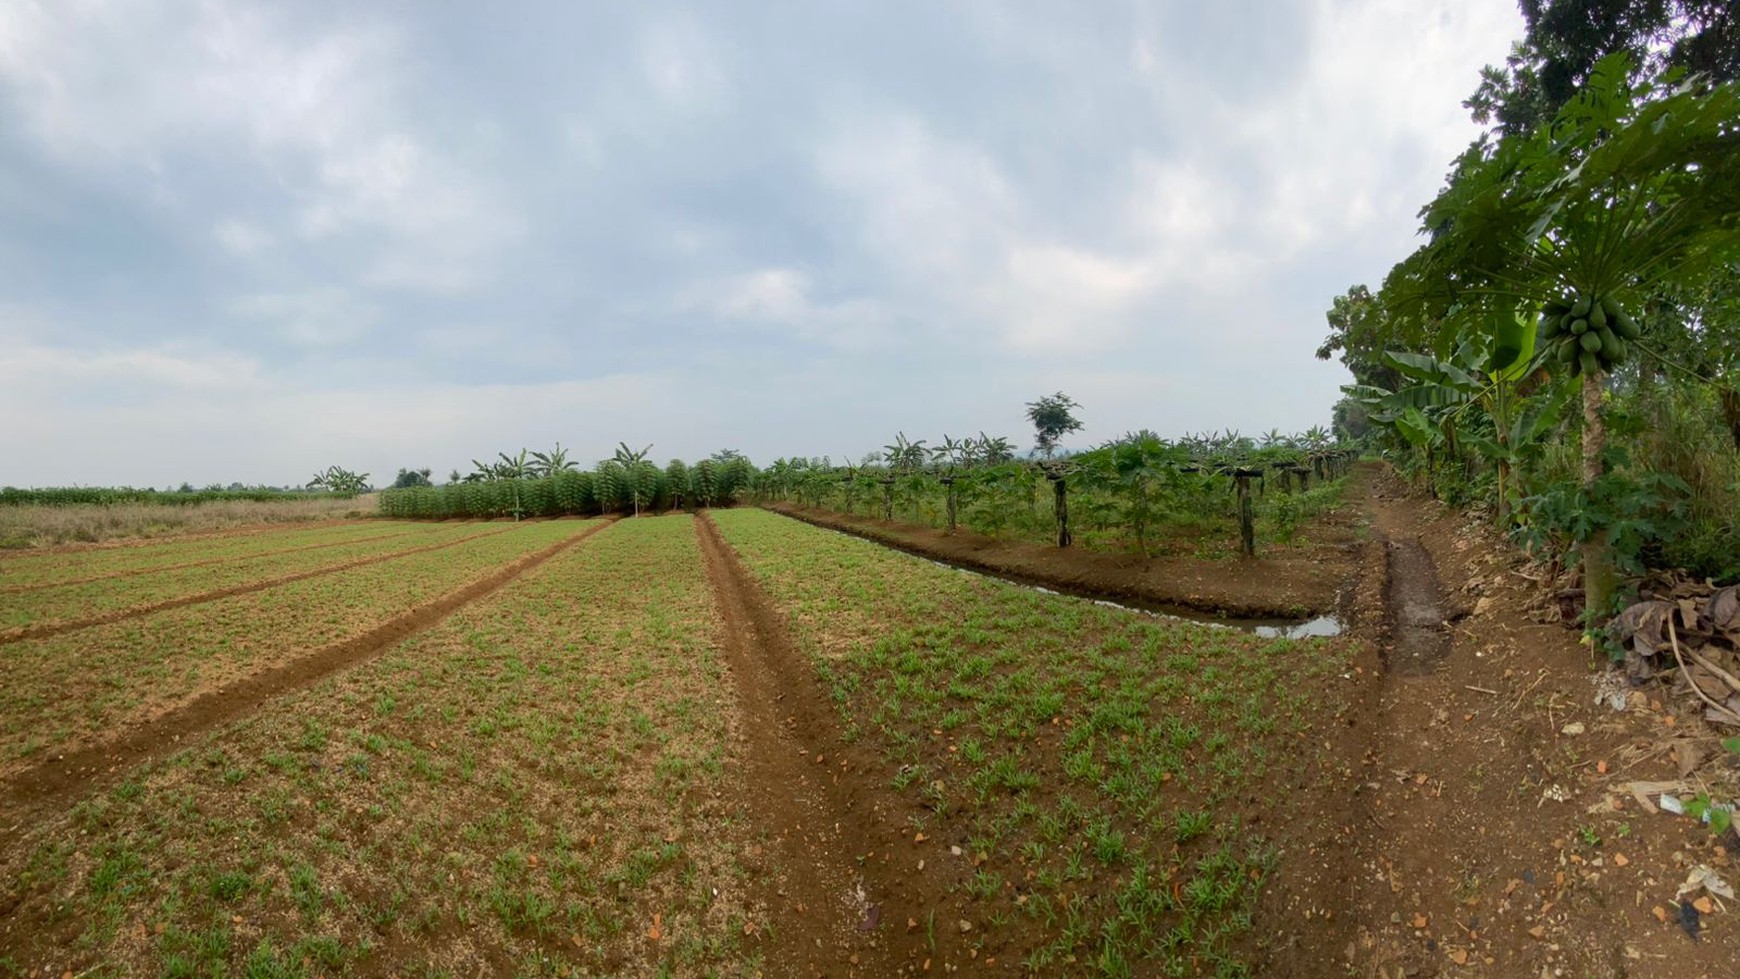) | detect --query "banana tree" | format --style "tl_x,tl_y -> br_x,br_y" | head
931,435 -> 970,533
306,465 -> 369,498
530,443 -> 577,478
879,432 -> 926,521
